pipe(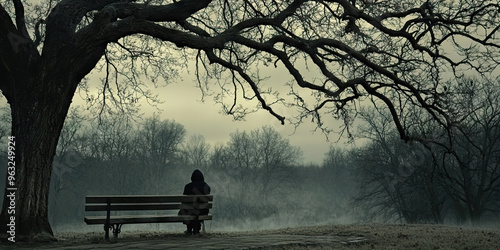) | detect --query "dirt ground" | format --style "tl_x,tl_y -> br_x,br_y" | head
2,223 -> 500,249
276,223 -> 500,249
